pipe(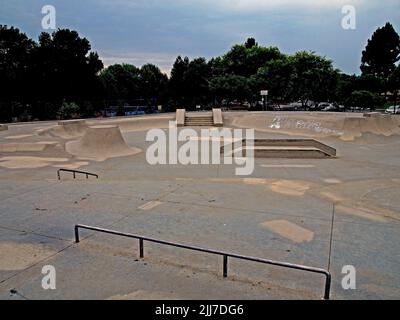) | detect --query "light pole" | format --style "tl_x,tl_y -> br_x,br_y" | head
261,90 -> 268,111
